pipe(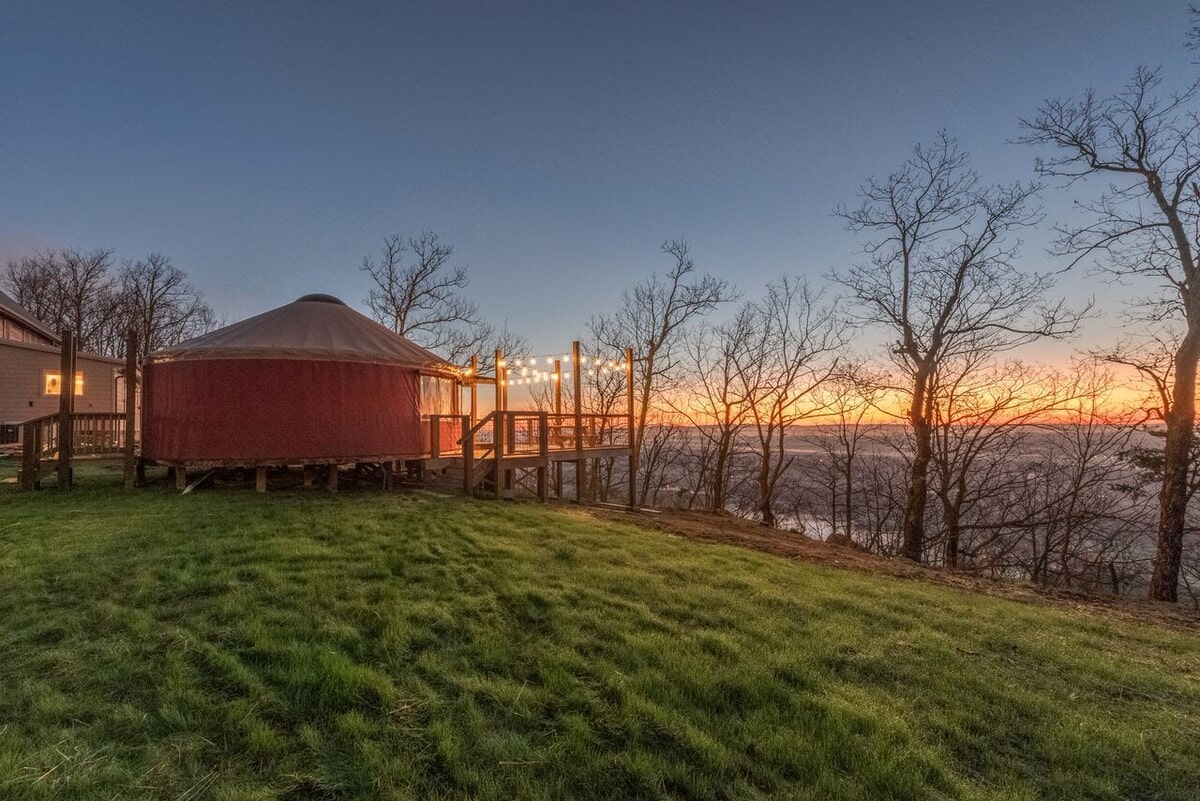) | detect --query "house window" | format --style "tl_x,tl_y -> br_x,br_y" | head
44,371 -> 84,396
